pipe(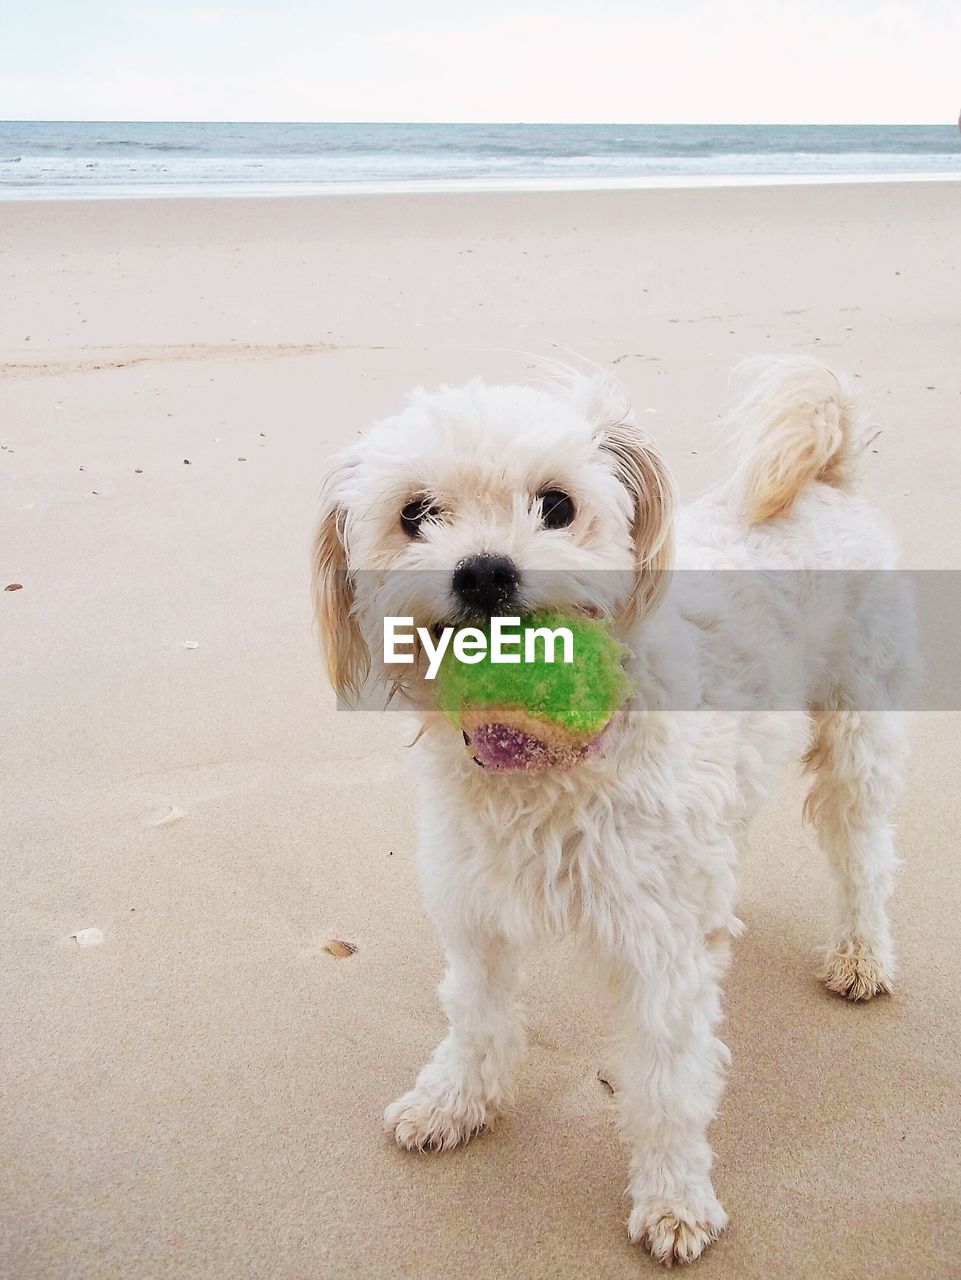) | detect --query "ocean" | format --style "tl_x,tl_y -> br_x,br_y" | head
1,121 -> 959,199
